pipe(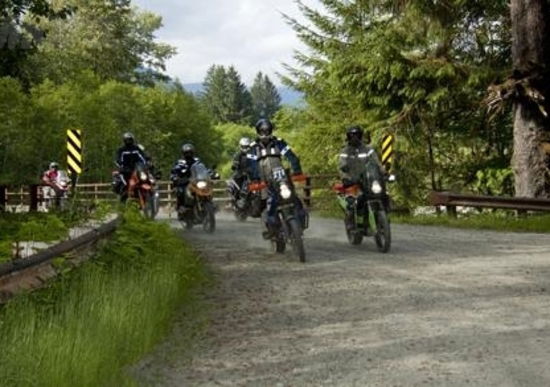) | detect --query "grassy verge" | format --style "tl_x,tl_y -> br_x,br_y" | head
394,212 -> 550,233
310,189 -> 550,233
0,208 -> 206,386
